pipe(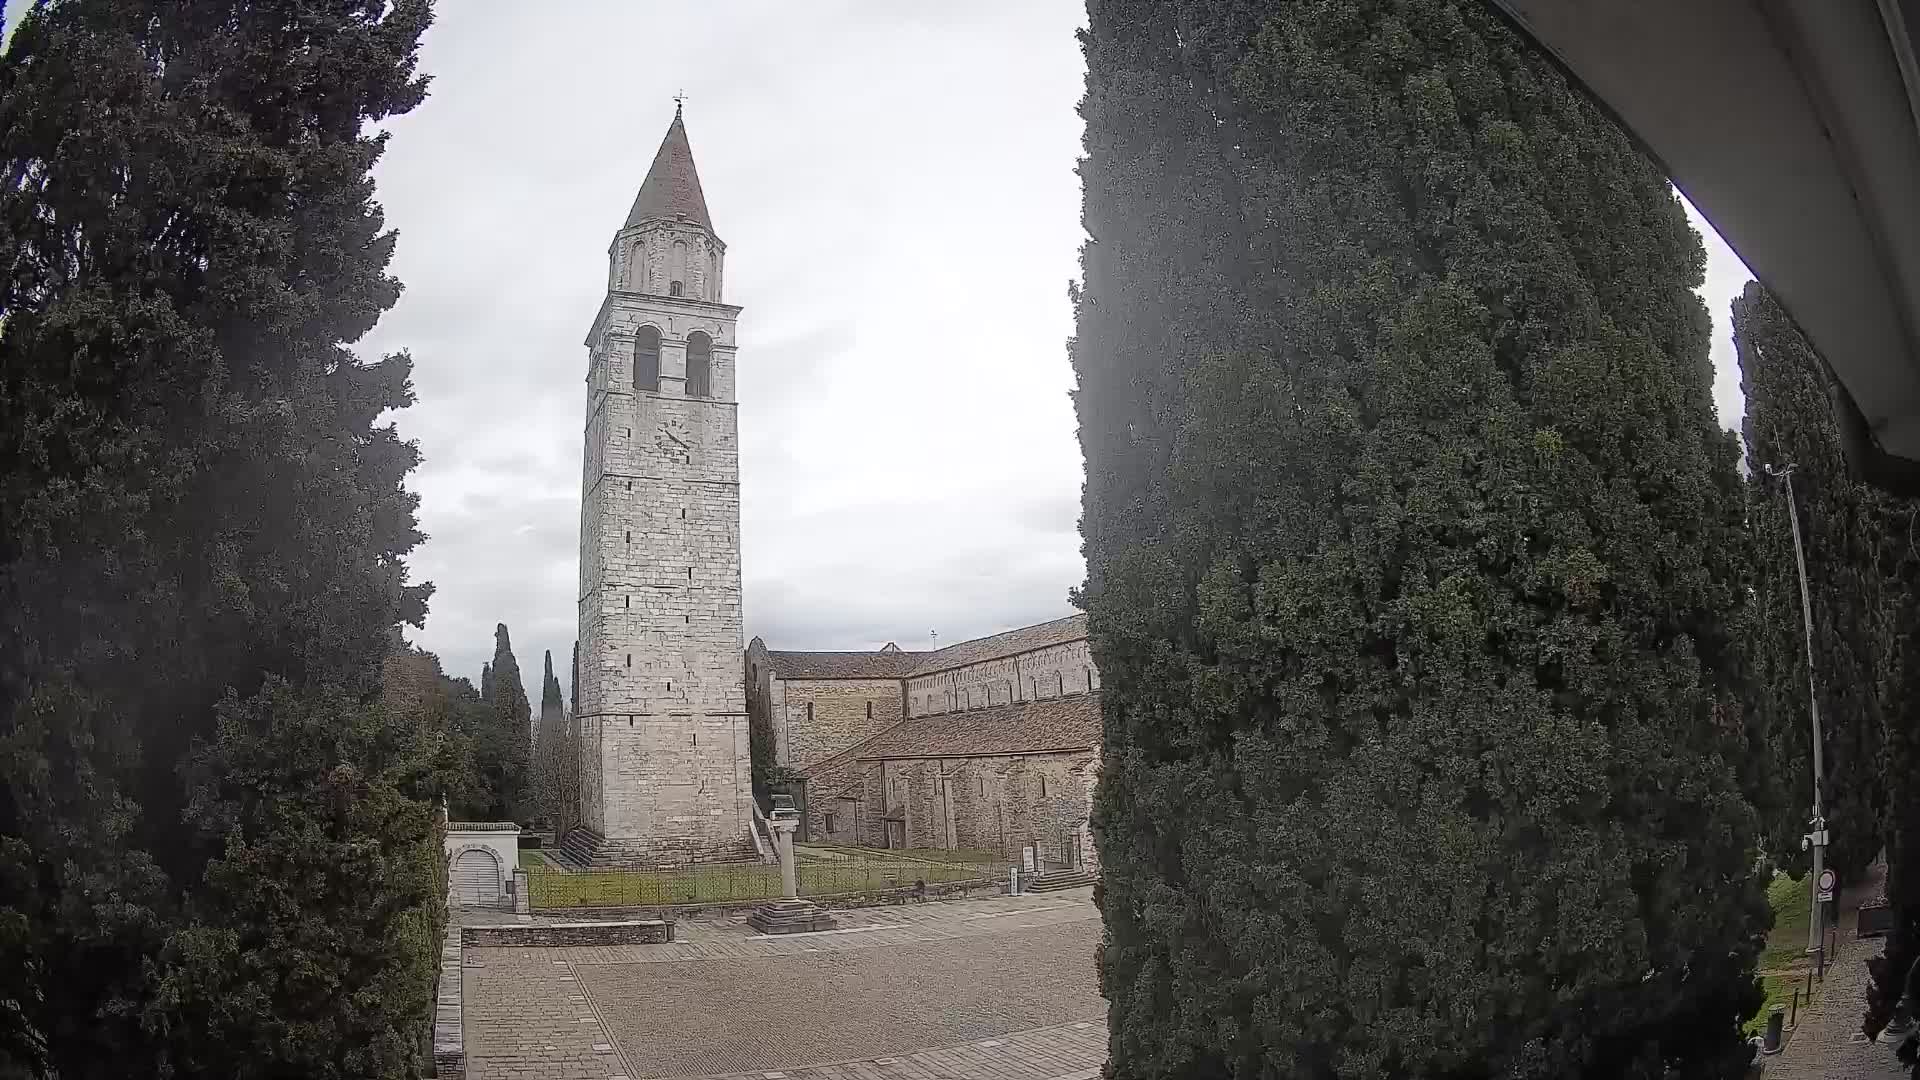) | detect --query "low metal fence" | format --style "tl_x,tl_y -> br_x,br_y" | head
525,855 -> 988,910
